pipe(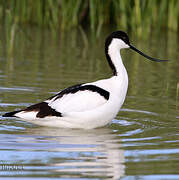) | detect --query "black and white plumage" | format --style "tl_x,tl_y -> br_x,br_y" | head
3,31 -> 168,129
